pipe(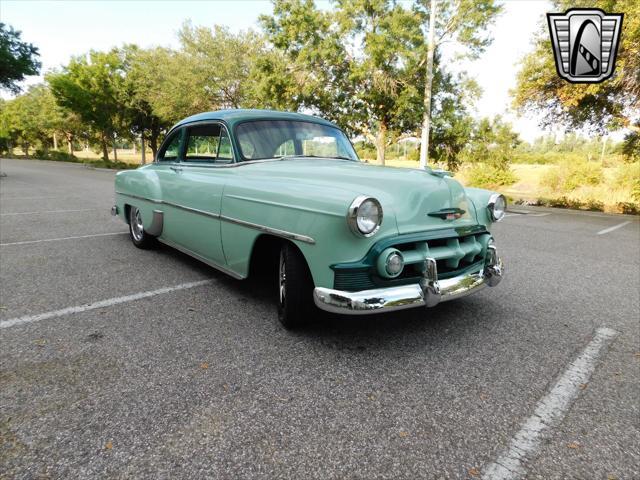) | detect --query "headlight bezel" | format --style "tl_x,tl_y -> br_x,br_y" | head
487,193 -> 507,222
347,195 -> 383,237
